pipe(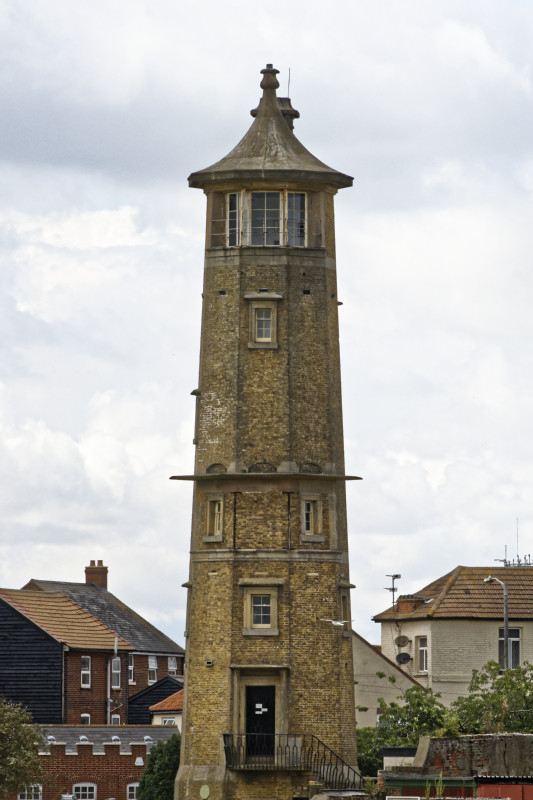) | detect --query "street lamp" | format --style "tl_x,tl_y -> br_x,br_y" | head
484,575 -> 509,670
